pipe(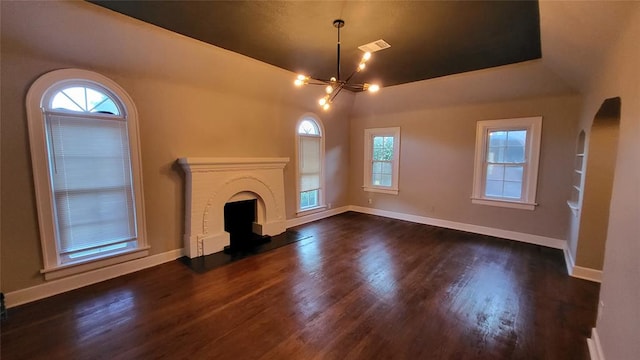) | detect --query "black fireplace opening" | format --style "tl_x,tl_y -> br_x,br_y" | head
223,199 -> 270,253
